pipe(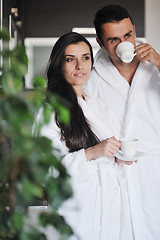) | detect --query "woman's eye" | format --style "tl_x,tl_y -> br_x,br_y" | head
66,58 -> 74,62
